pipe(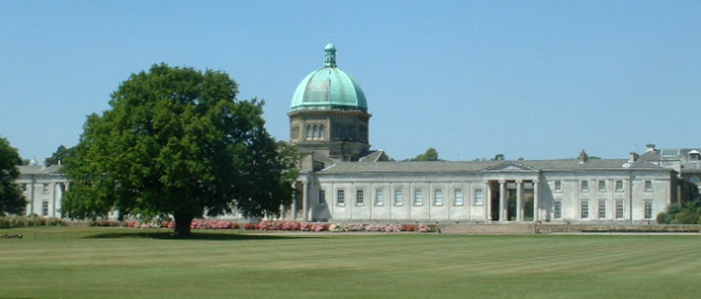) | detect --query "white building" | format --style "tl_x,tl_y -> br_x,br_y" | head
16,164 -> 67,218
285,43 -> 678,224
